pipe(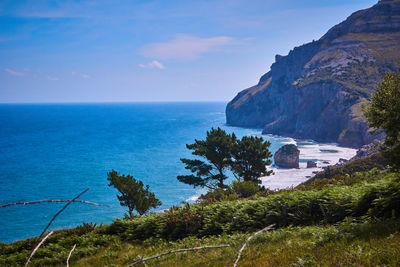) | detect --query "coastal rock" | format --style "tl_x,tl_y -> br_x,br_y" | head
226,0 -> 400,148
274,144 -> 300,168
307,161 -> 317,168
351,140 -> 382,160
